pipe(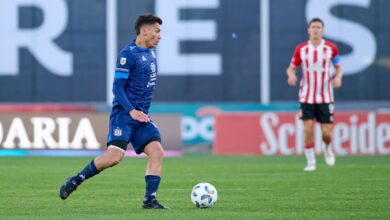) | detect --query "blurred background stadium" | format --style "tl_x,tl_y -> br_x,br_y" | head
1,0 -> 389,157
